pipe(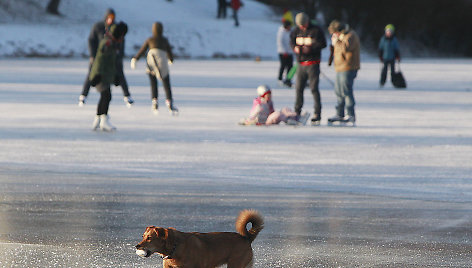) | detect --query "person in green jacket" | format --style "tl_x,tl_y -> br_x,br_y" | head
89,21 -> 128,131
